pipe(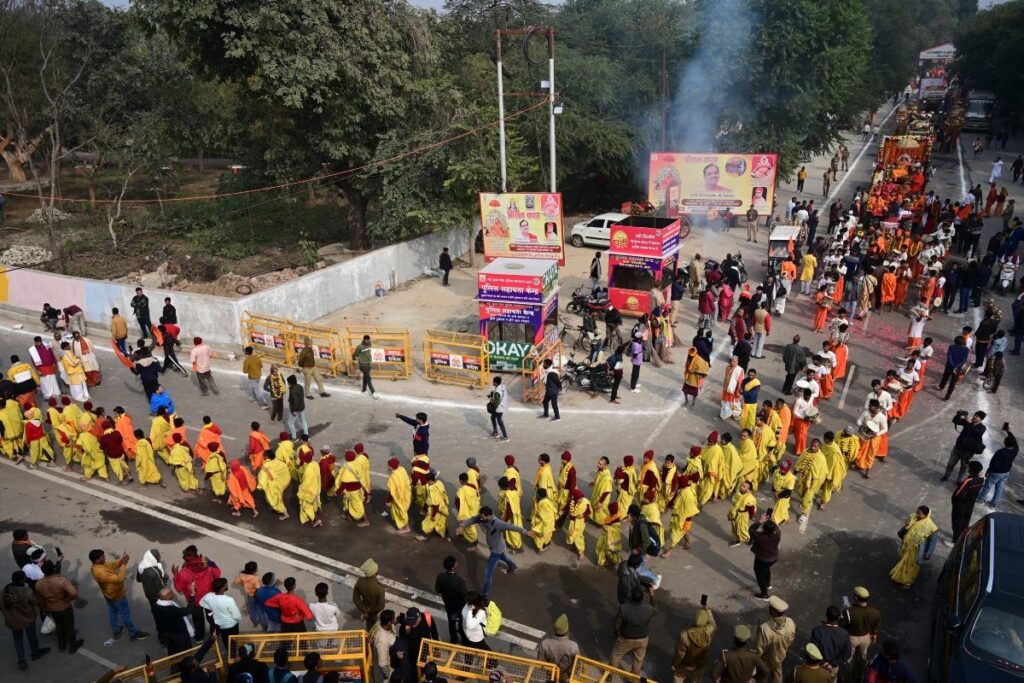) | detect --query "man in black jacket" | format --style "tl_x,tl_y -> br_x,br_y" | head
941,410 -> 986,483
948,460 -> 985,546
810,605 -> 852,677
434,556 -> 466,644
624,505 -> 661,590
151,588 -> 194,655
439,248 -> 453,287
